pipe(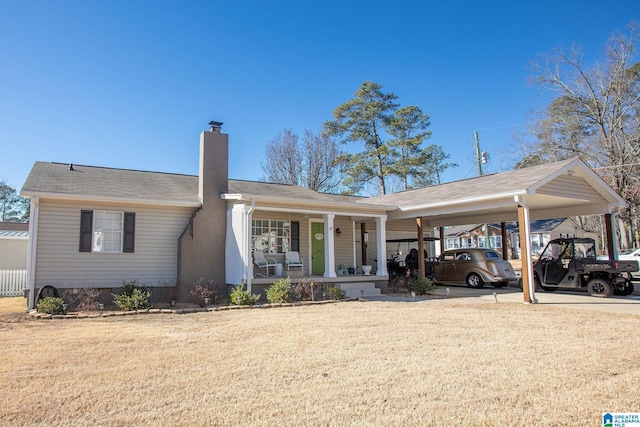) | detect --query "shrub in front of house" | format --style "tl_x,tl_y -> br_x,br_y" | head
228,284 -> 260,306
292,277 -> 322,301
37,297 -> 66,315
266,277 -> 293,303
327,285 -> 344,300
62,288 -> 101,312
112,280 -> 151,311
191,278 -> 218,306
410,277 -> 437,295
